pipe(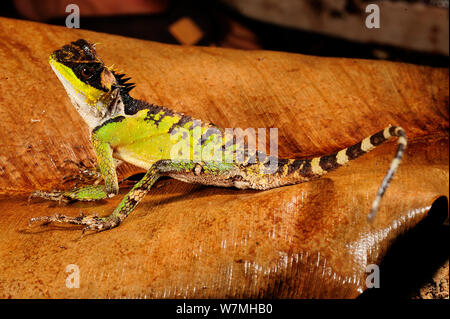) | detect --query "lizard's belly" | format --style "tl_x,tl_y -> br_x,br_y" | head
113,135 -> 176,170
114,147 -> 156,170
